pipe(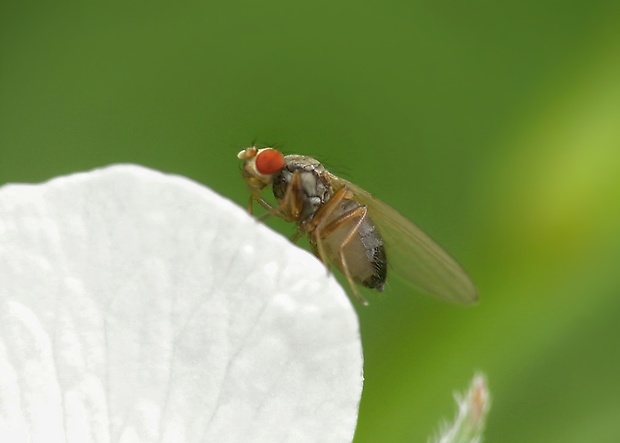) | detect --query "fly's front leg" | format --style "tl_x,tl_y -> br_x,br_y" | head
252,171 -> 305,222
249,172 -> 310,244
248,173 -> 298,221
249,194 -> 280,220
278,170 -> 304,221
289,230 -> 304,243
